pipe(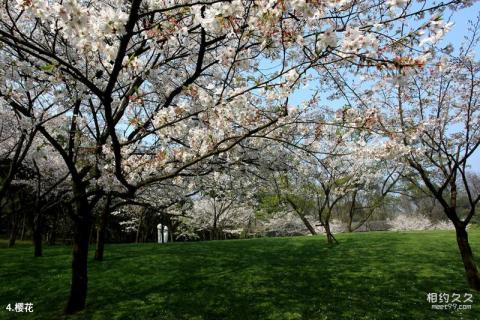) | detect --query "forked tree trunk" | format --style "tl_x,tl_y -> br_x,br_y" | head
455,225 -> 480,290
323,213 -> 338,245
65,198 -> 92,314
324,221 -> 335,244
